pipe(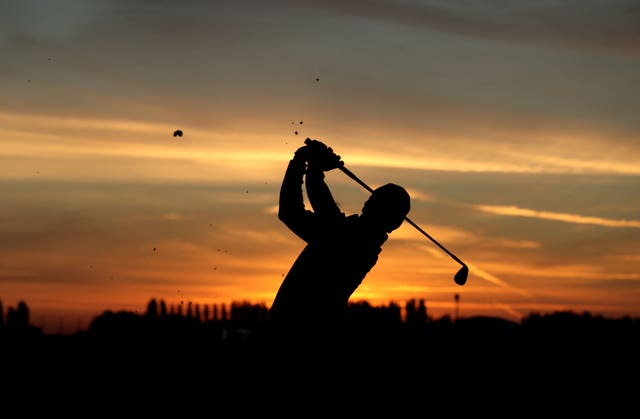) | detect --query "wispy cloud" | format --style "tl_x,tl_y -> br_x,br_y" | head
475,204 -> 640,228
306,0 -> 640,55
